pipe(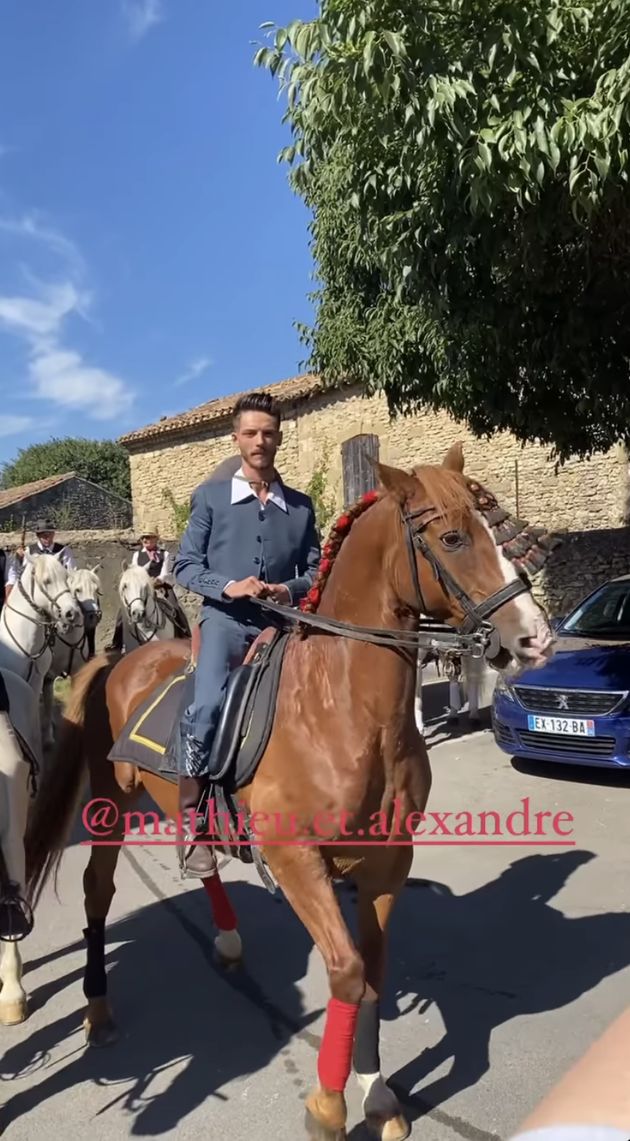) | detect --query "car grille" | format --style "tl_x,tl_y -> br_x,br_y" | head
517,730 -> 616,757
493,721 -> 516,747
514,686 -> 625,716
